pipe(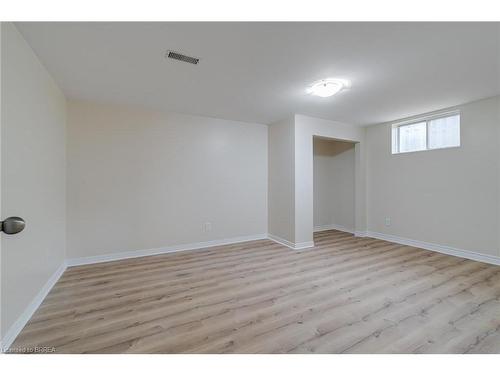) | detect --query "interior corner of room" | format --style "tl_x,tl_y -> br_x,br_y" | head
1,21 -> 500,353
